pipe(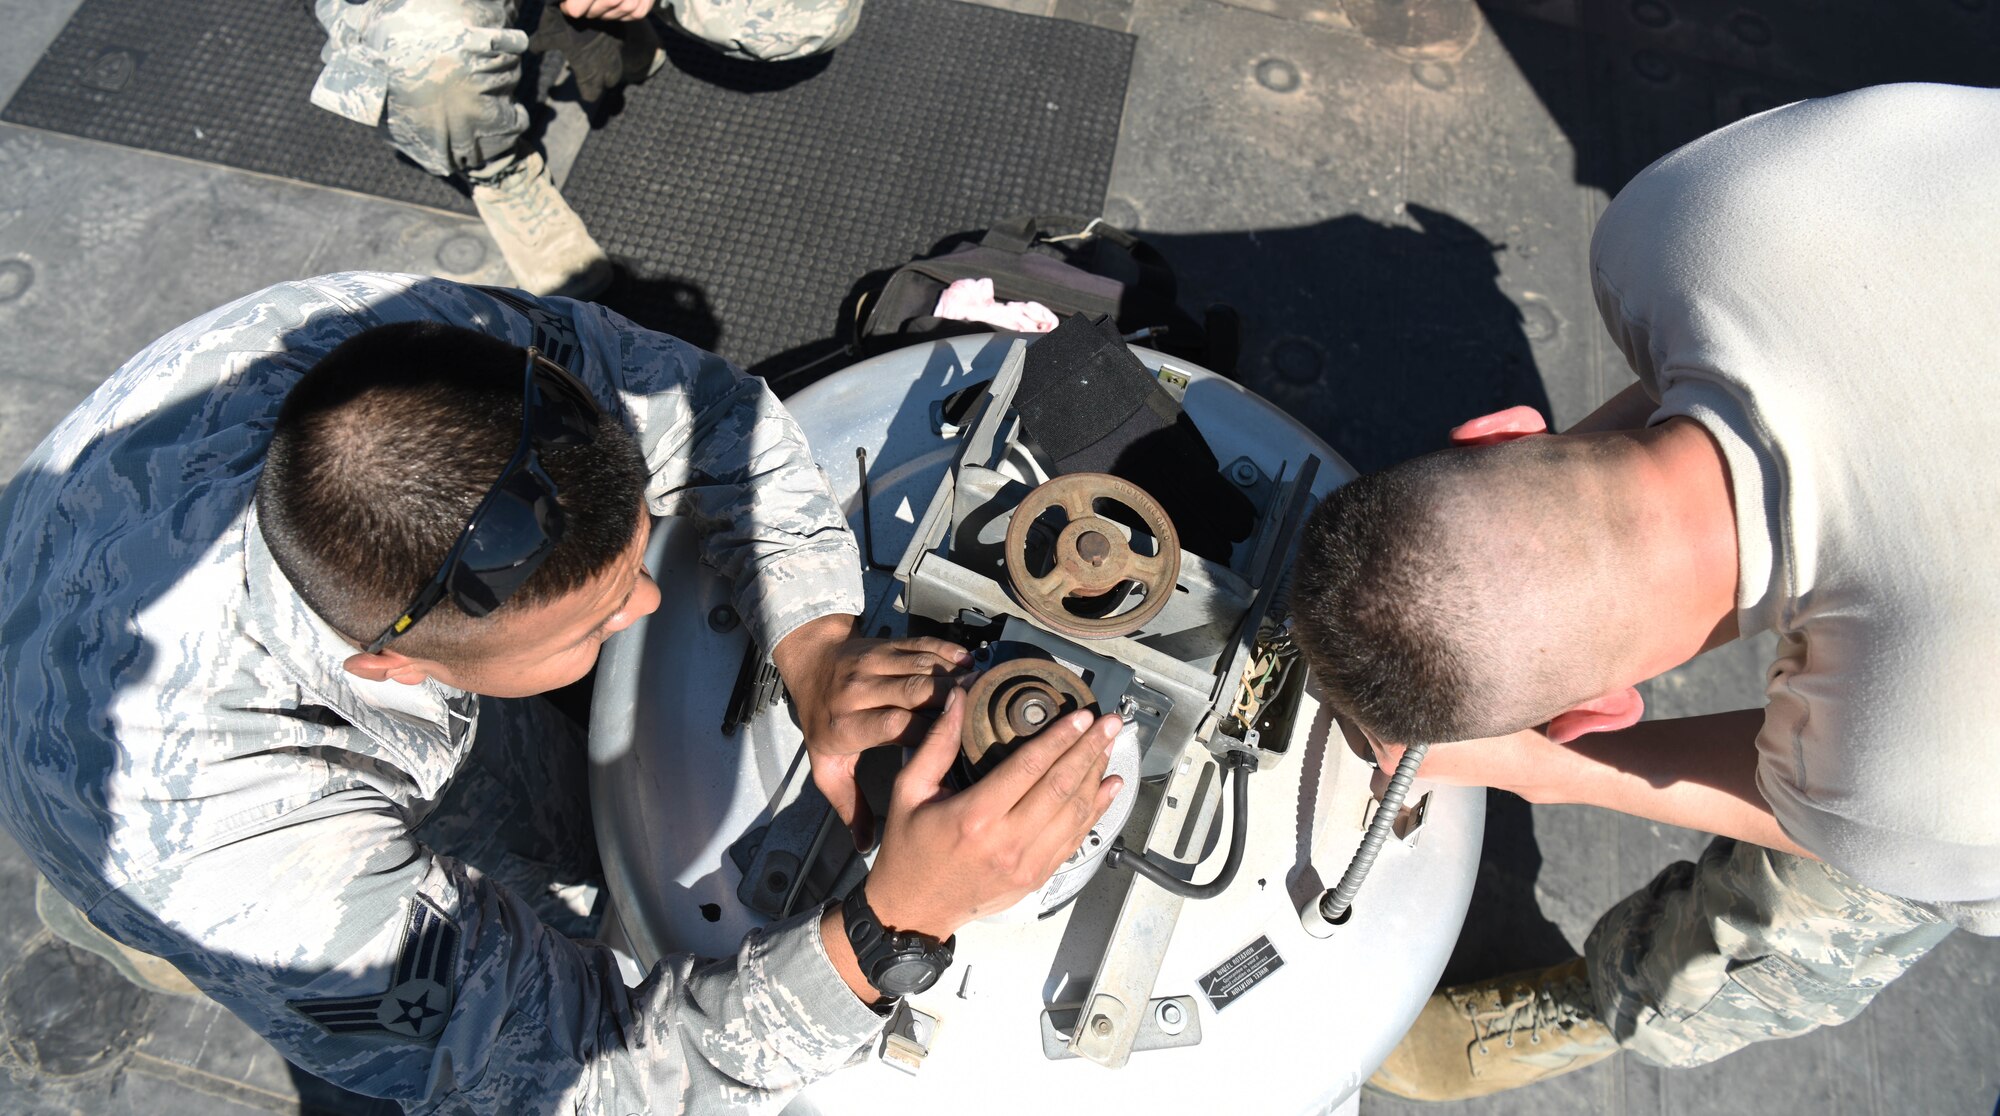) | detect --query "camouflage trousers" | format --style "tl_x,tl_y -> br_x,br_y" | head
1584,837 -> 1955,1068
313,0 -> 866,181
